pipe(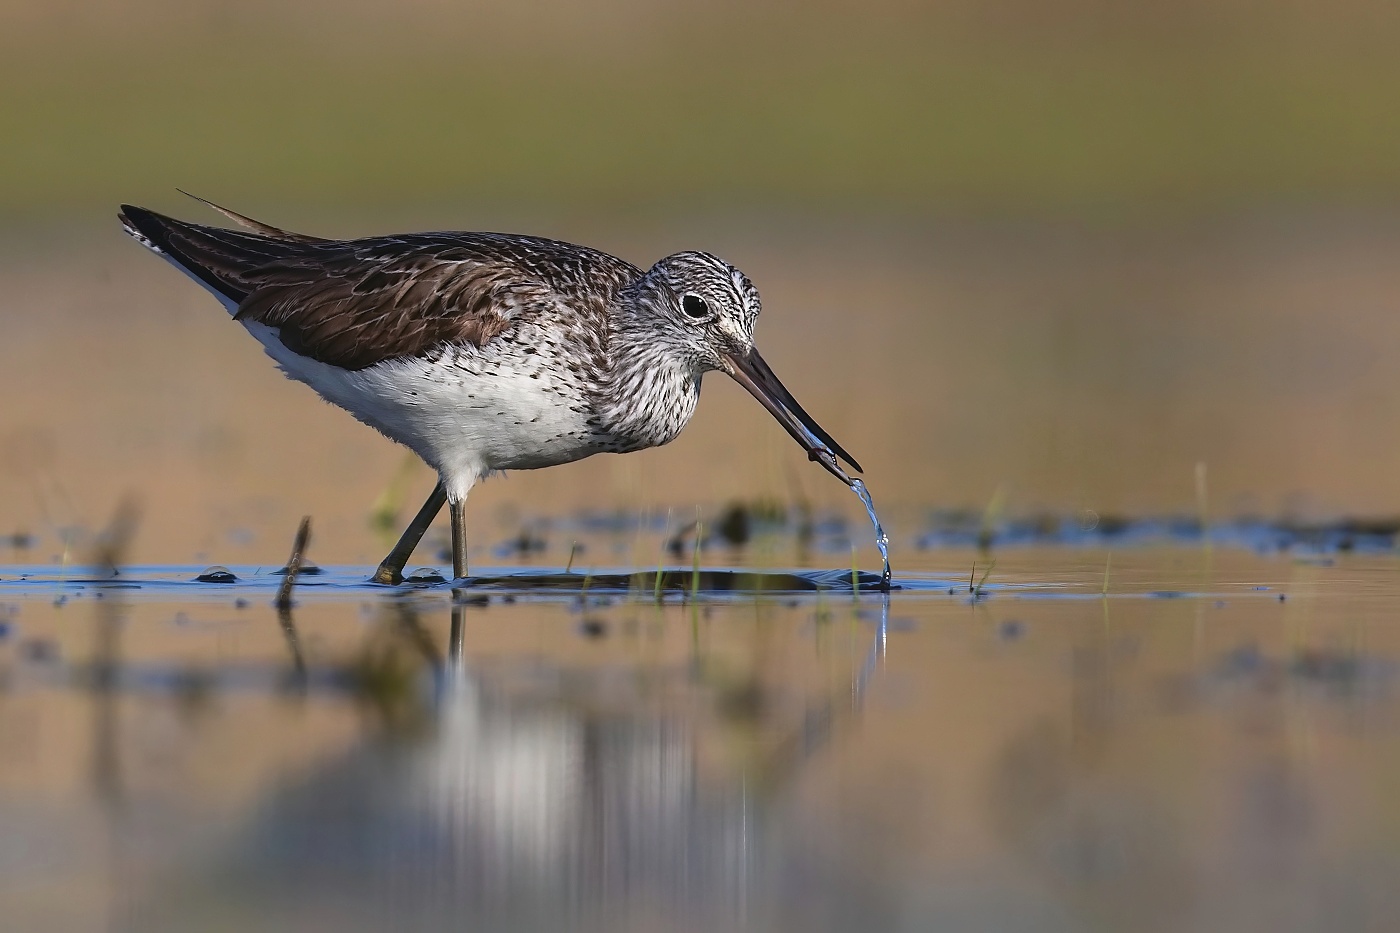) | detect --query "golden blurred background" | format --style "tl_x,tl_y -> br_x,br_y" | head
4,0 -> 1400,564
